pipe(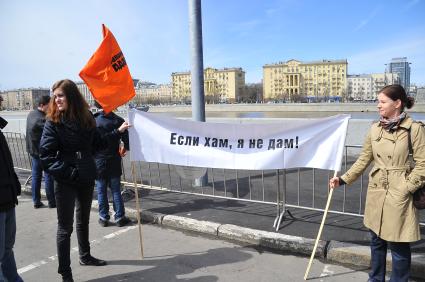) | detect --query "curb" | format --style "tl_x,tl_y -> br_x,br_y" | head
119,206 -> 425,280
122,206 -> 328,259
162,215 -> 221,236
327,241 -> 371,267
217,224 -> 325,257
